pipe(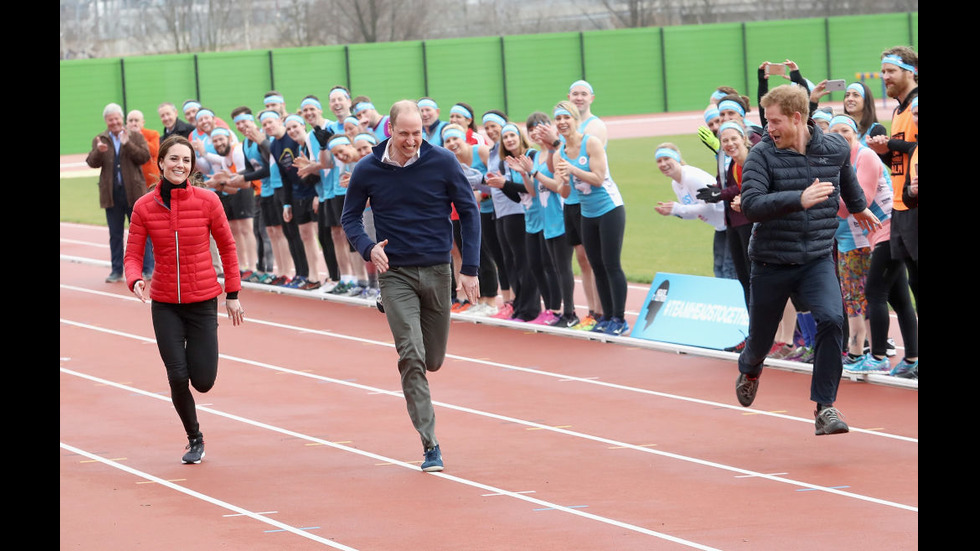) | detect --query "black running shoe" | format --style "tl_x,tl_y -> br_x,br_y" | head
724,337 -> 748,353
182,437 -> 205,464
